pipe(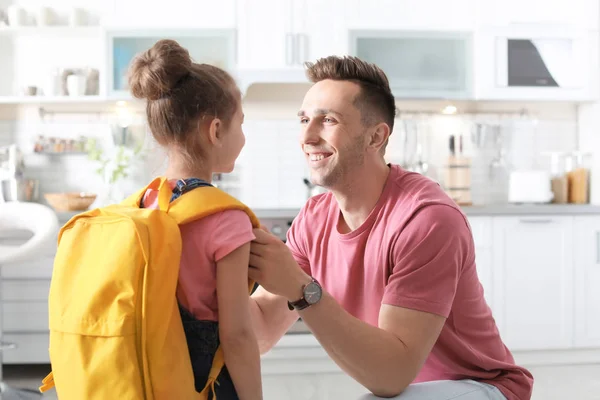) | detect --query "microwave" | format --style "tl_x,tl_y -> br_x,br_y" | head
475,26 -> 599,101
